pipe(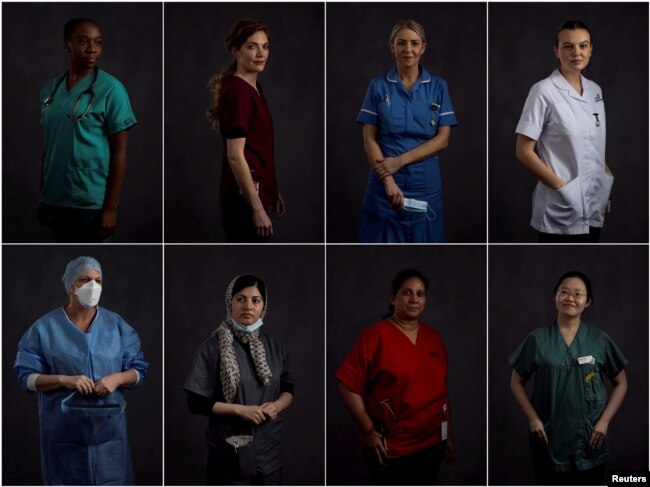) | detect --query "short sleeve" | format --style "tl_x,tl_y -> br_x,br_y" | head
221,81 -> 253,139
105,80 -> 137,135
183,338 -> 220,399
119,317 -> 149,387
356,80 -> 380,126
600,333 -> 628,379
280,346 -> 295,395
508,334 -> 537,380
437,79 -> 458,127
515,83 -> 548,140
14,326 -> 50,392
336,330 -> 376,395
